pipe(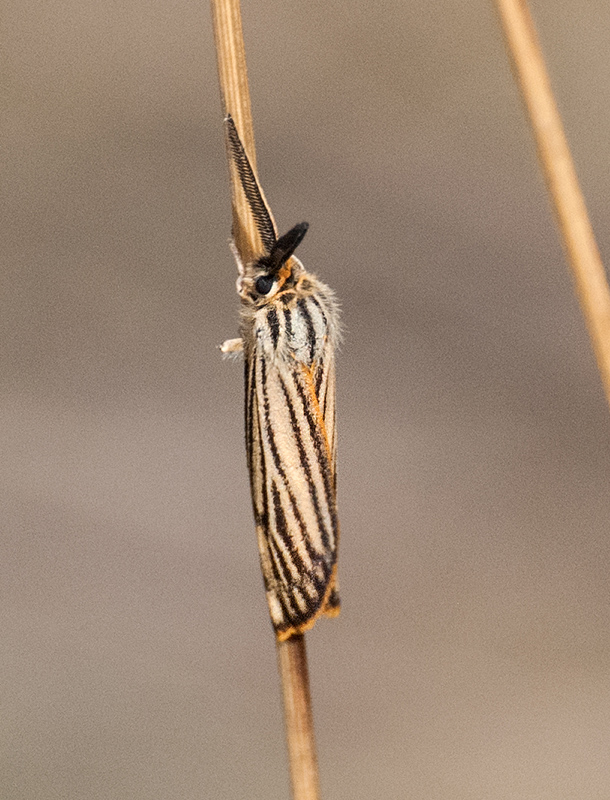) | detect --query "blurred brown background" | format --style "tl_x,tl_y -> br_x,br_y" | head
3,1 -> 610,798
